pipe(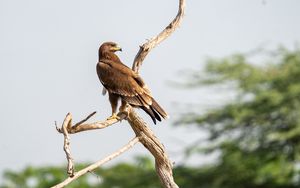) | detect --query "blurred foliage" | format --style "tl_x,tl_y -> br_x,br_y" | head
178,47 -> 300,188
0,159 -> 159,188
0,158 -> 203,188
1,47 -> 300,188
